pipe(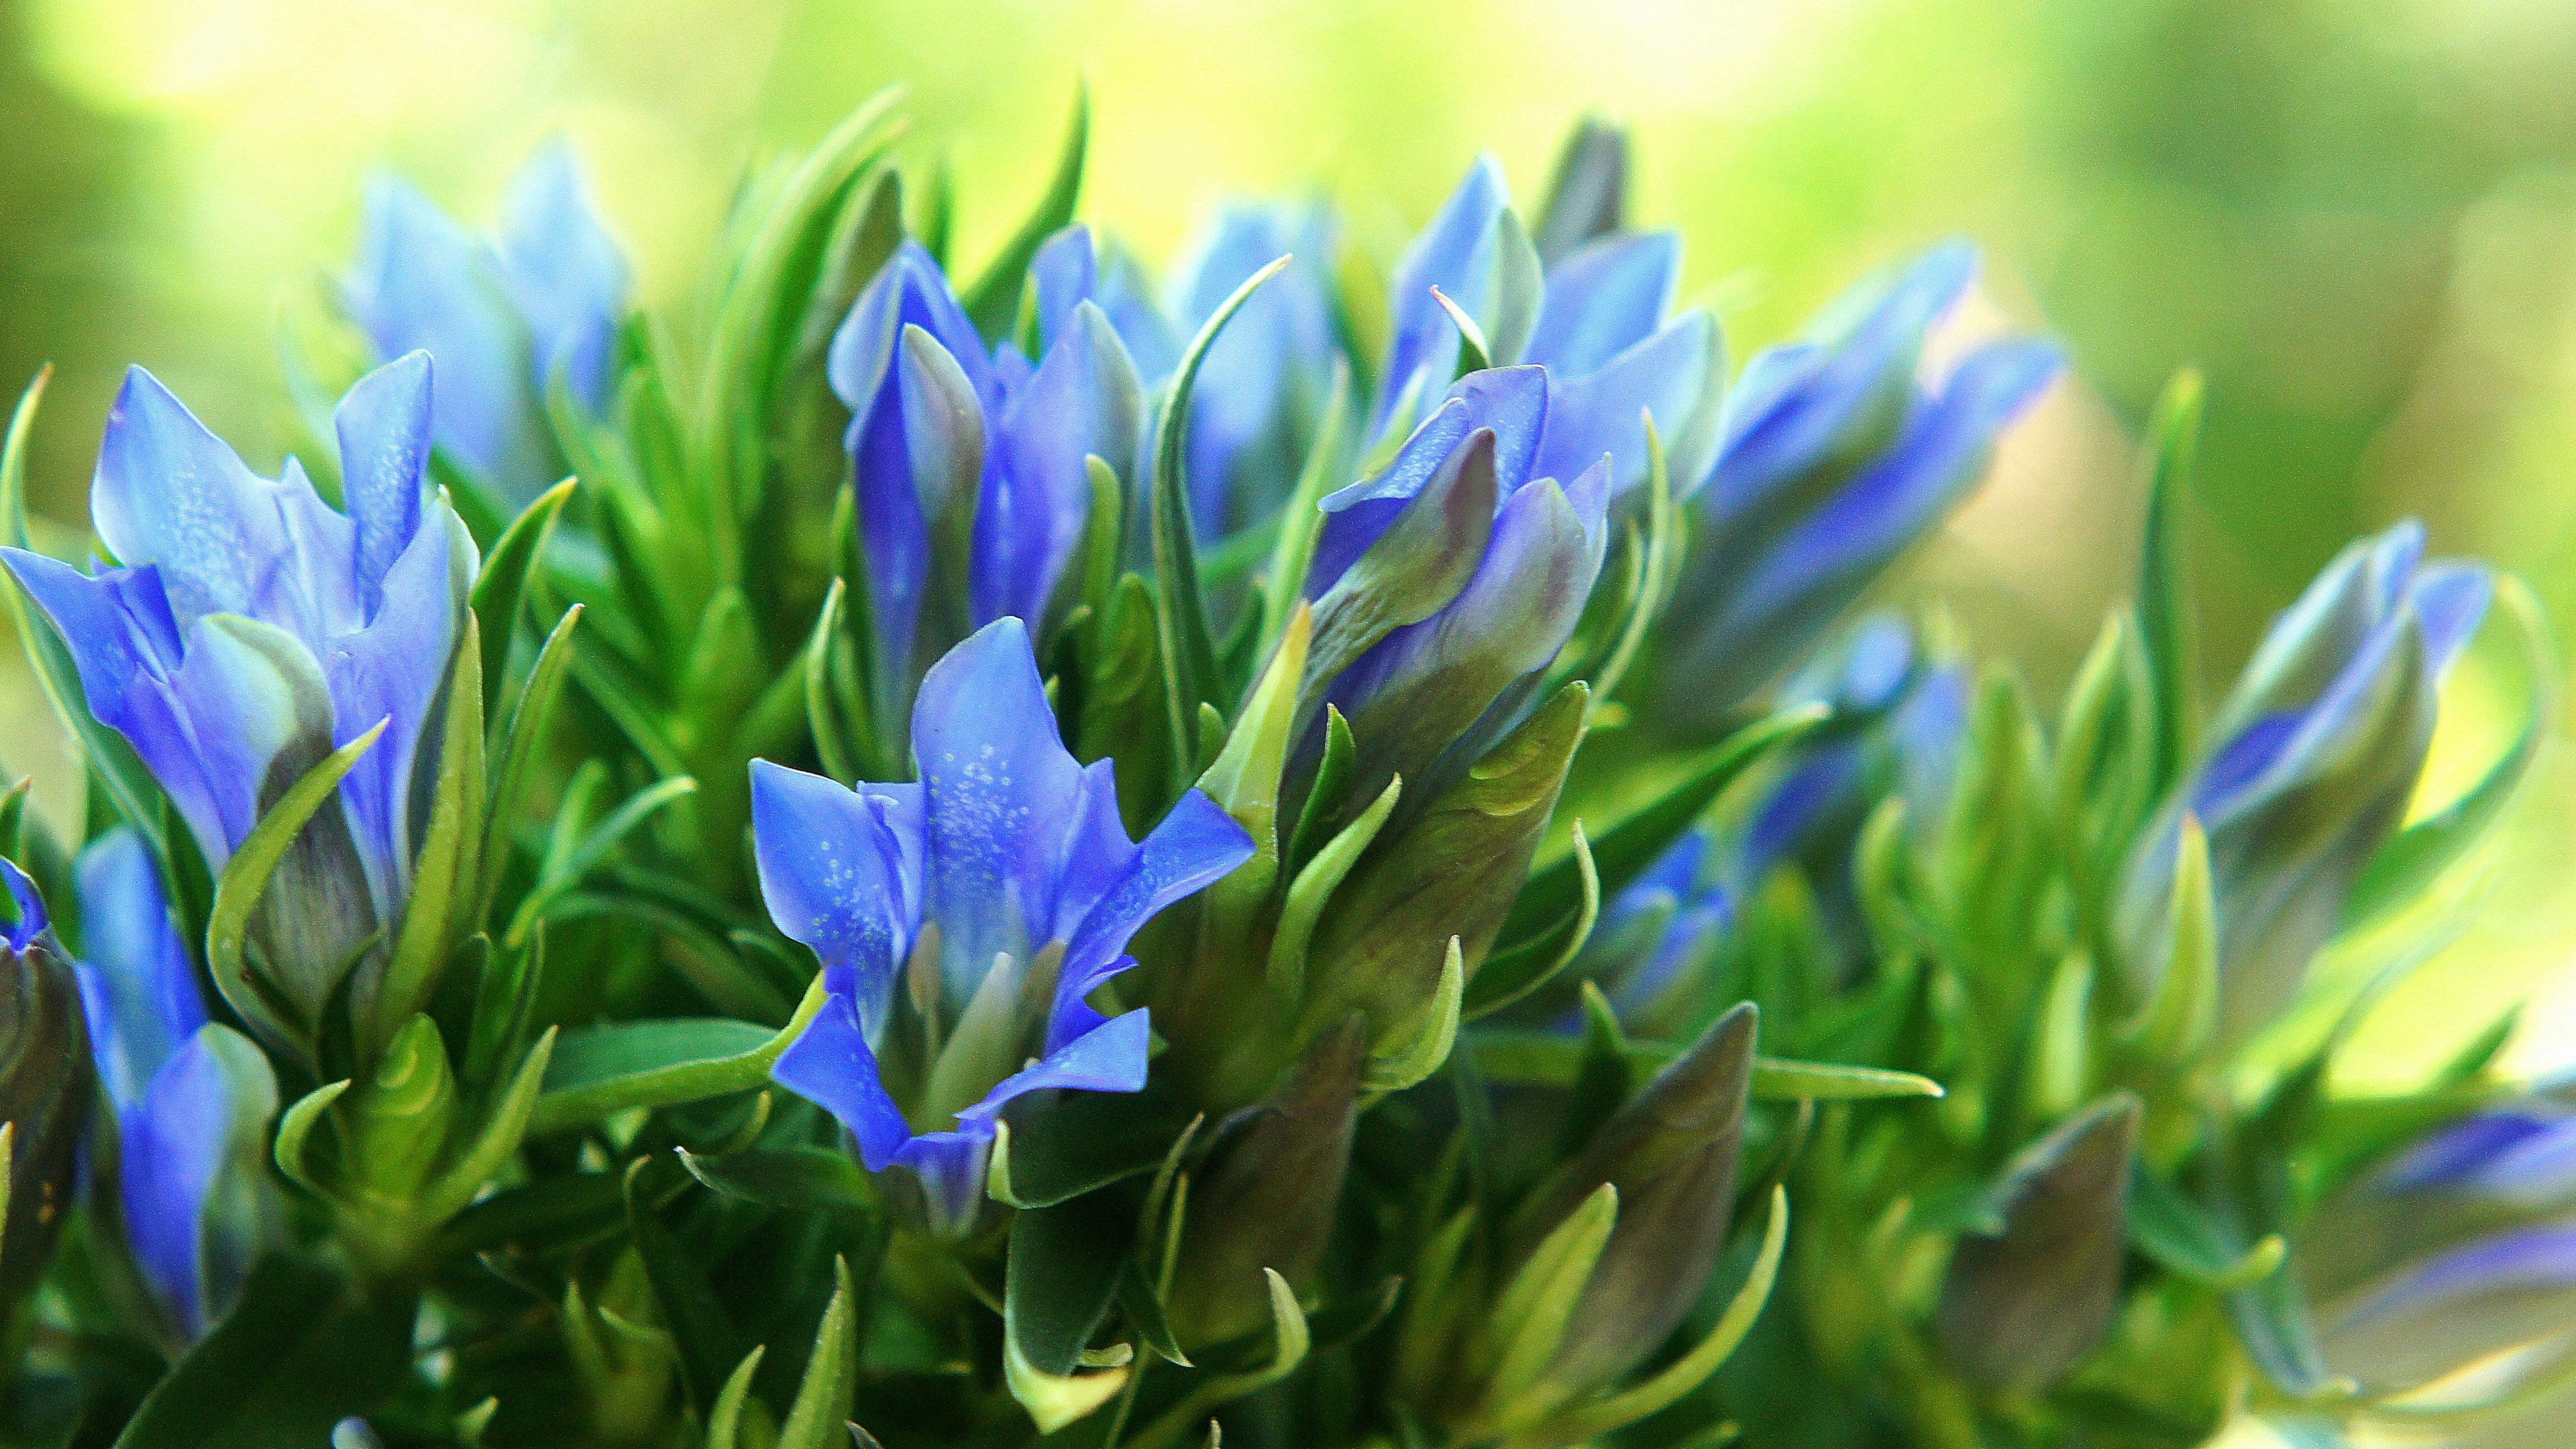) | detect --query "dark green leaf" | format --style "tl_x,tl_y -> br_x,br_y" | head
110,1256 -> 411,1449
469,478 -> 574,714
